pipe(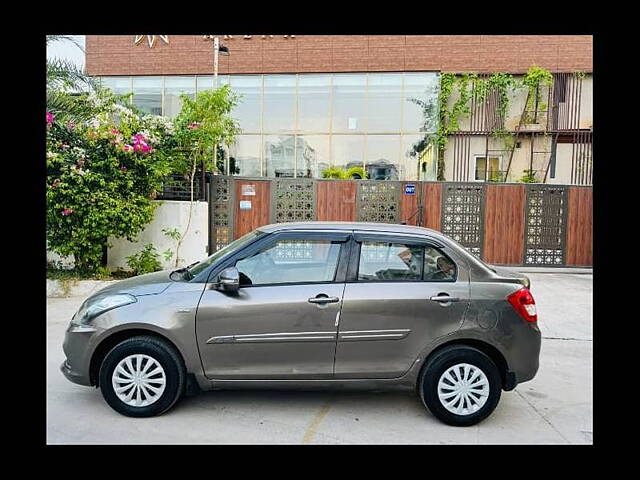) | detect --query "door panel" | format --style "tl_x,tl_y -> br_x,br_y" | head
196,233 -> 348,380
196,284 -> 344,379
335,238 -> 470,379
335,282 -> 469,378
